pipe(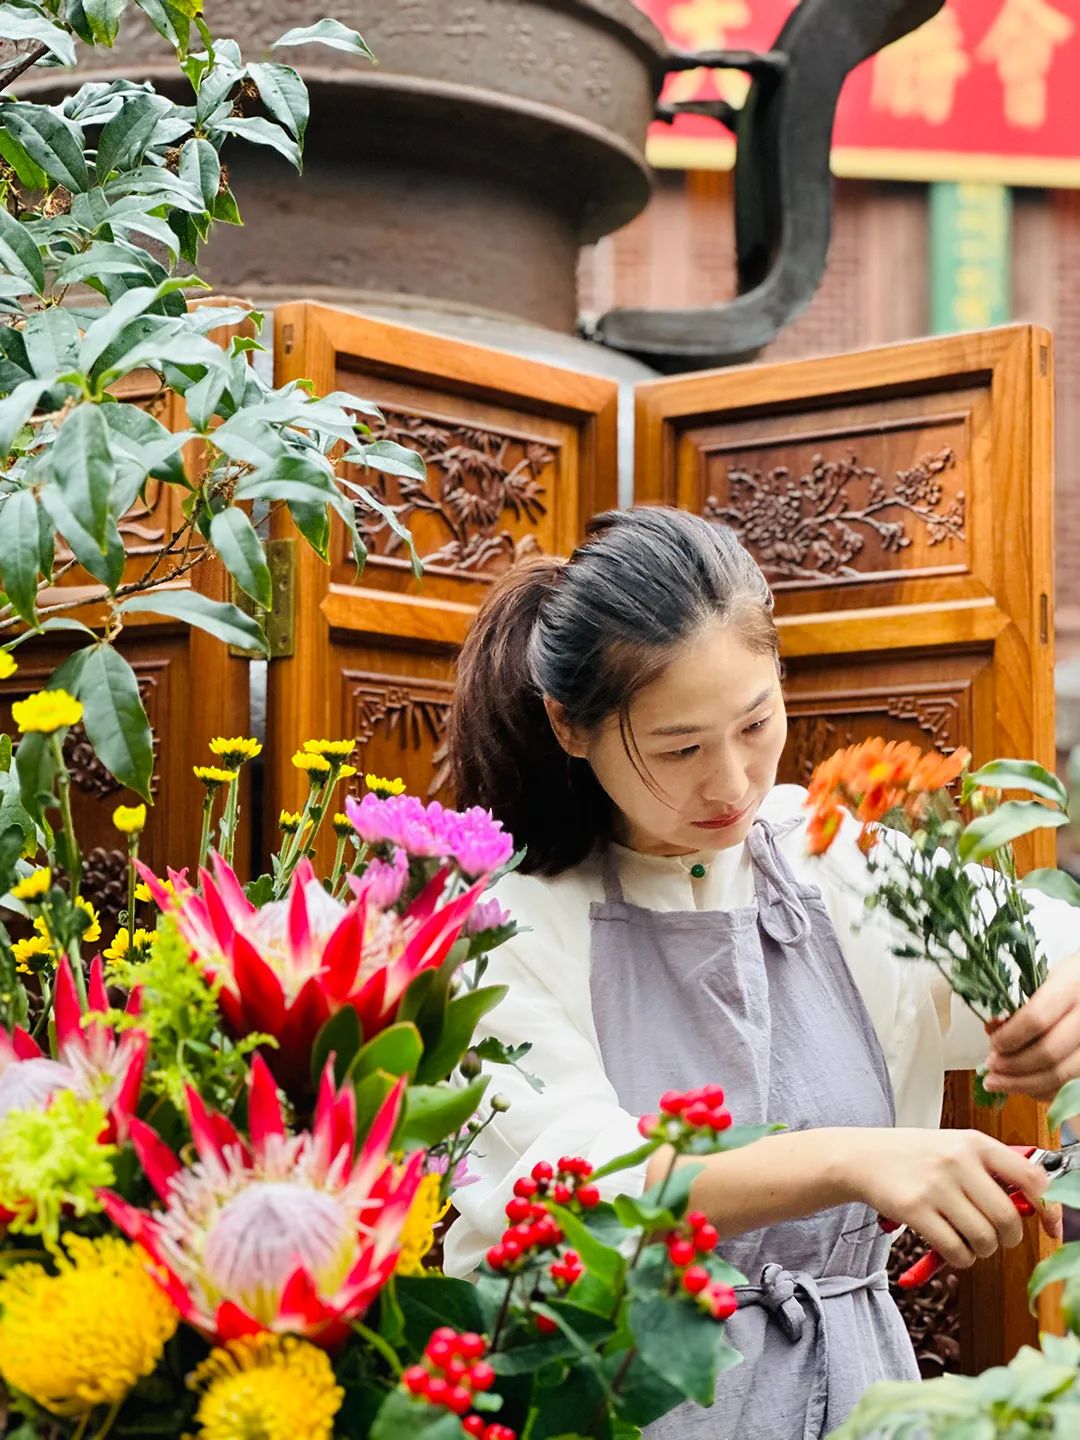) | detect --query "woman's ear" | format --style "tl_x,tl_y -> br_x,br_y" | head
543,695 -> 588,759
